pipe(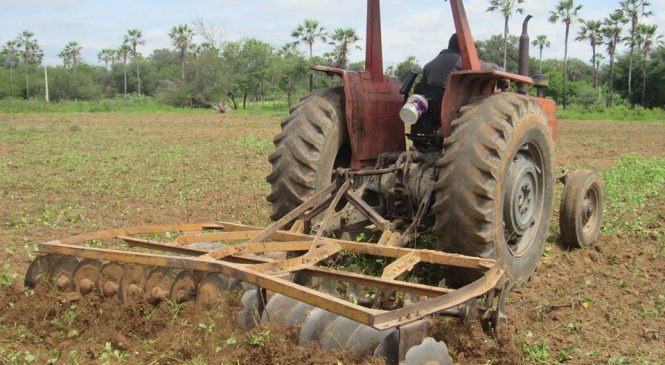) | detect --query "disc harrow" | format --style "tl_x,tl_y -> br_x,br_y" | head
25,180 -> 505,364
